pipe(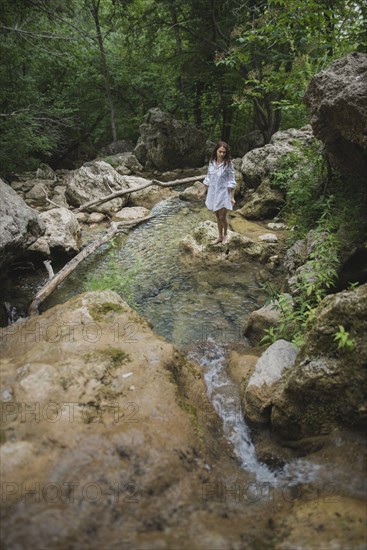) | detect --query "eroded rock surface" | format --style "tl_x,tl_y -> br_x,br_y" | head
240,126 -> 313,190
65,161 -> 133,213
271,284 -> 367,439
28,207 -> 81,258
179,220 -> 273,265
0,290 -> 281,548
243,302 -> 281,346
238,179 -> 285,220
304,52 -> 367,178
0,178 -> 45,268
113,206 -> 150,222
243,340 -> 298,426
134,108 -> 208,170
